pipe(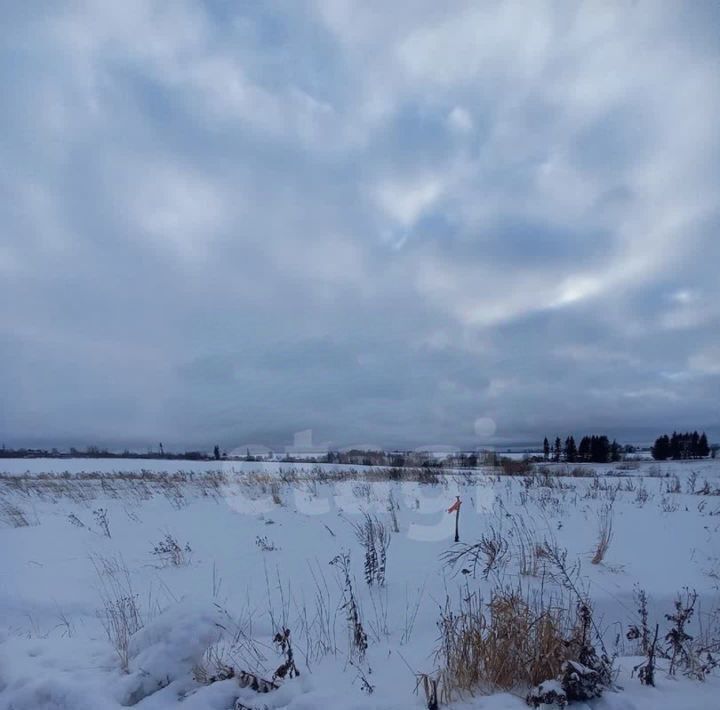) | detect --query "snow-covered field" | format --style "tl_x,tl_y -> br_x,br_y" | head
1,458 -> 719,709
